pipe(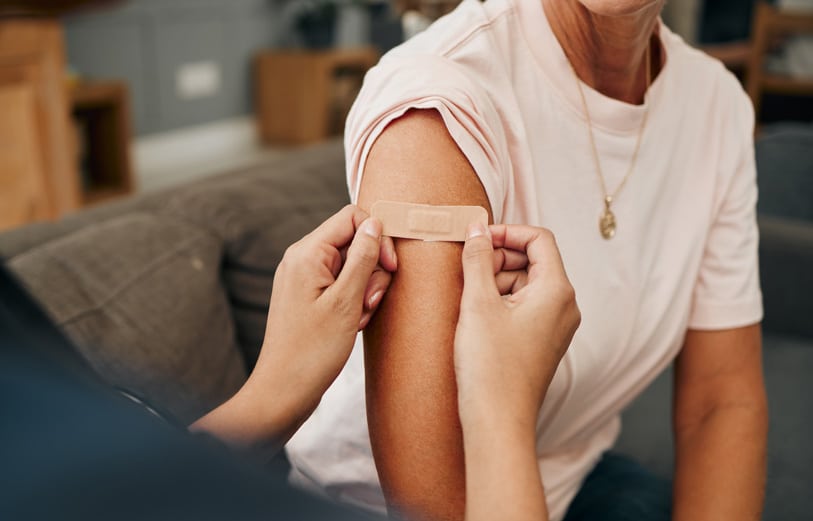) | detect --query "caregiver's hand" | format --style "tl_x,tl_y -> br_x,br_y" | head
454,222 -> 580,426
455,223 -> 580,521
191,205 -> 397,454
